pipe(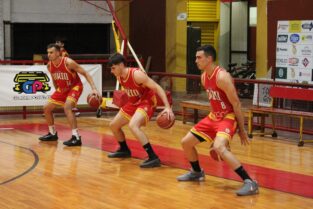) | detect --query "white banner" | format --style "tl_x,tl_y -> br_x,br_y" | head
276,20 -> 313,84
253,78 -> 273,107
0,64 -> 102,107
